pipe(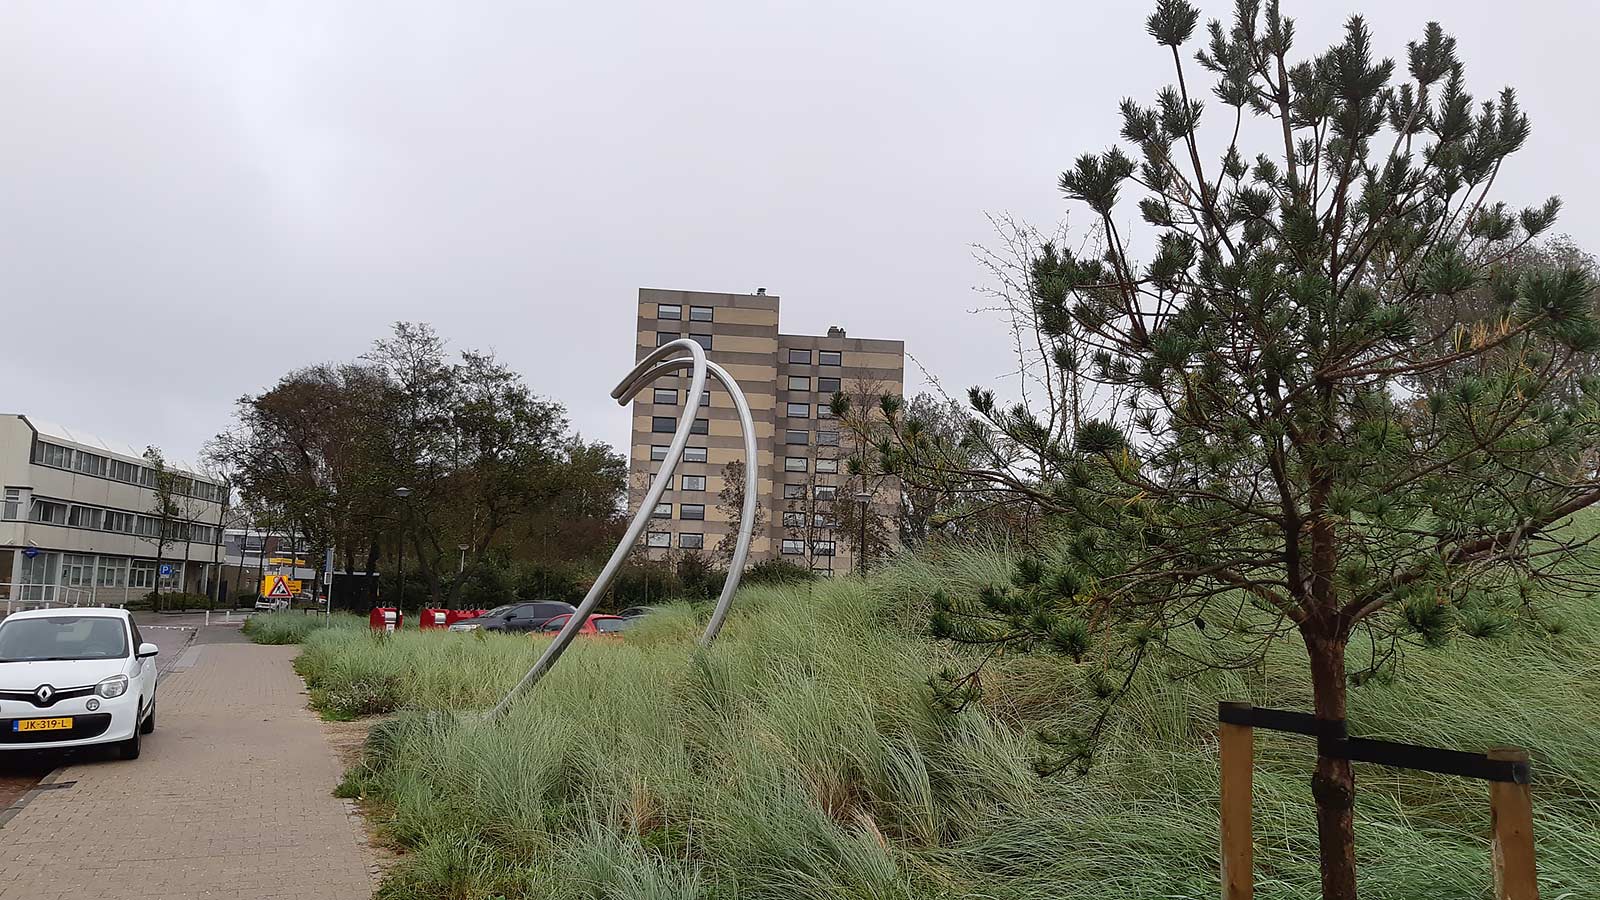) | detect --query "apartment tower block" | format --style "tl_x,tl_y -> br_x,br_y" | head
629,288 -> 904,573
